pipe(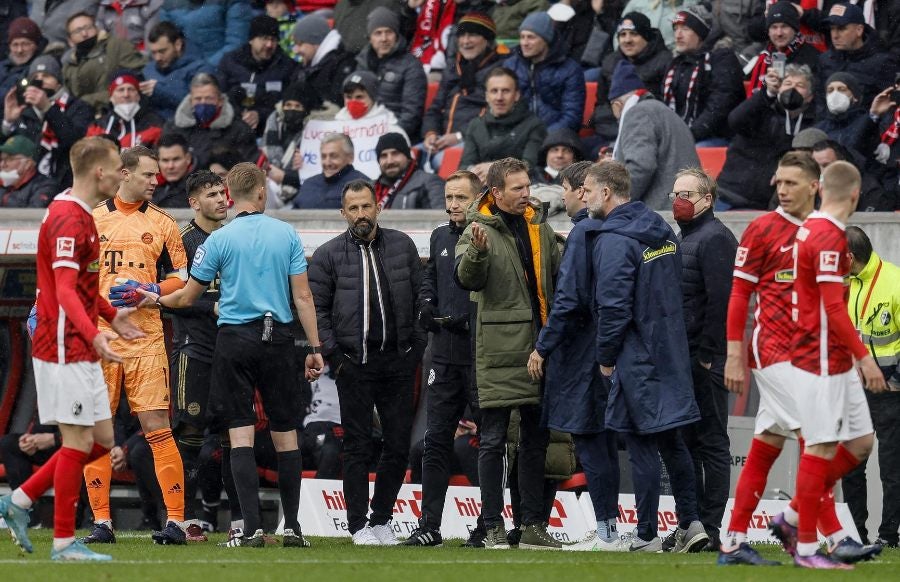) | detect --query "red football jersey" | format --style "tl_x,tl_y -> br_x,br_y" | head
790,212 -> 855,375
732,208 -> 802,368
32,194 -> 103,364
